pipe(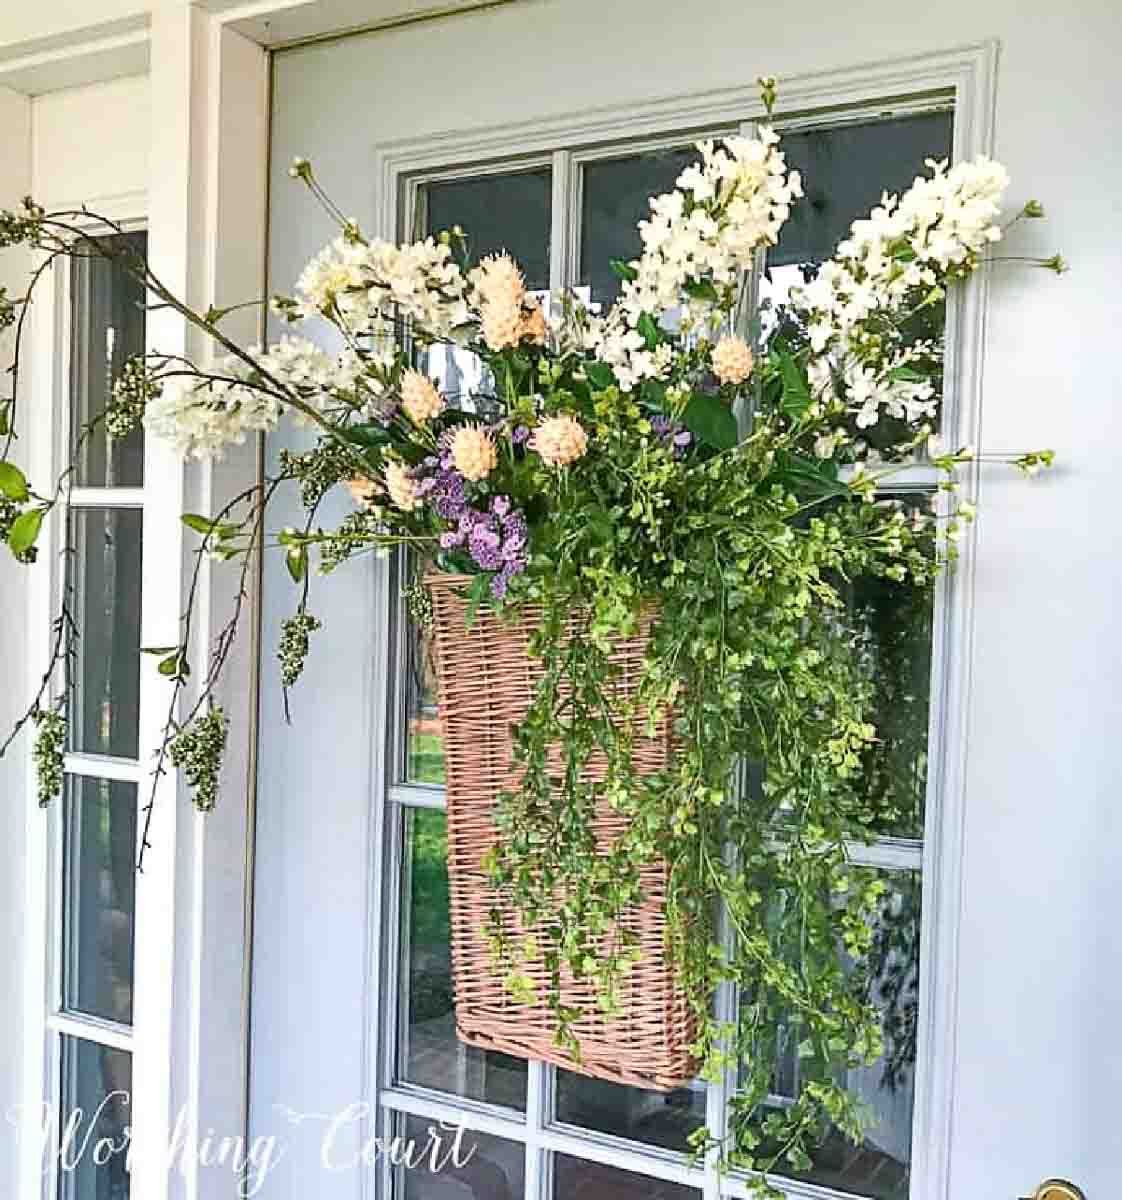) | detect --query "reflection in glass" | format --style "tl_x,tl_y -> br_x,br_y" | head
63,777 -> 137,1025
554,1155 -> 700,1200
399,809 -> 527,1110
406,616 -> 444,785
400,1114 -> 525,1200
70,232 -> 147,489
580,146 -> 704,311
851,559 -> 933,840
421,169 -> 551,412
424,170 -> 551,289
735,870 -> 921,1200
555,1071 -> 706,1154
68,508 -> 143,759
59,1037 -> 132,1200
